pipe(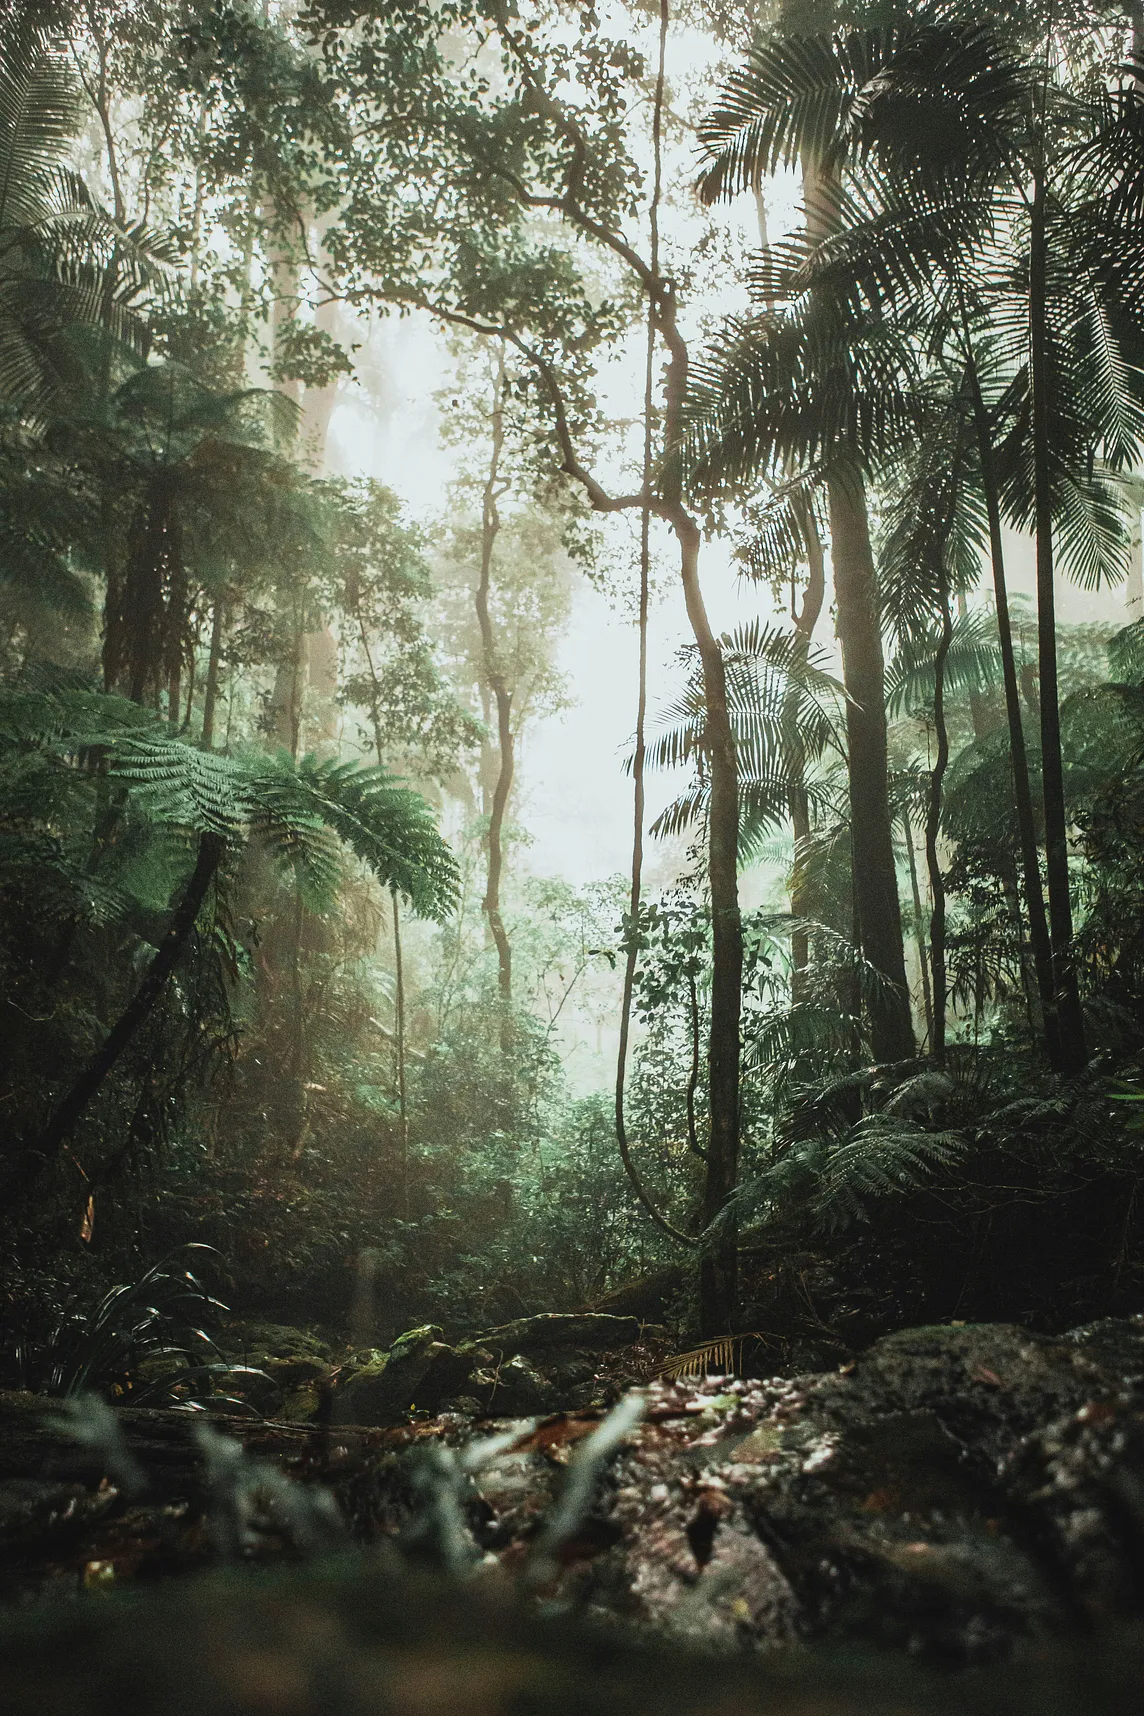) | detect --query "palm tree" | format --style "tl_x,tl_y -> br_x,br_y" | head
692,7 -> 1144,1073
0,17 -> 160,423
